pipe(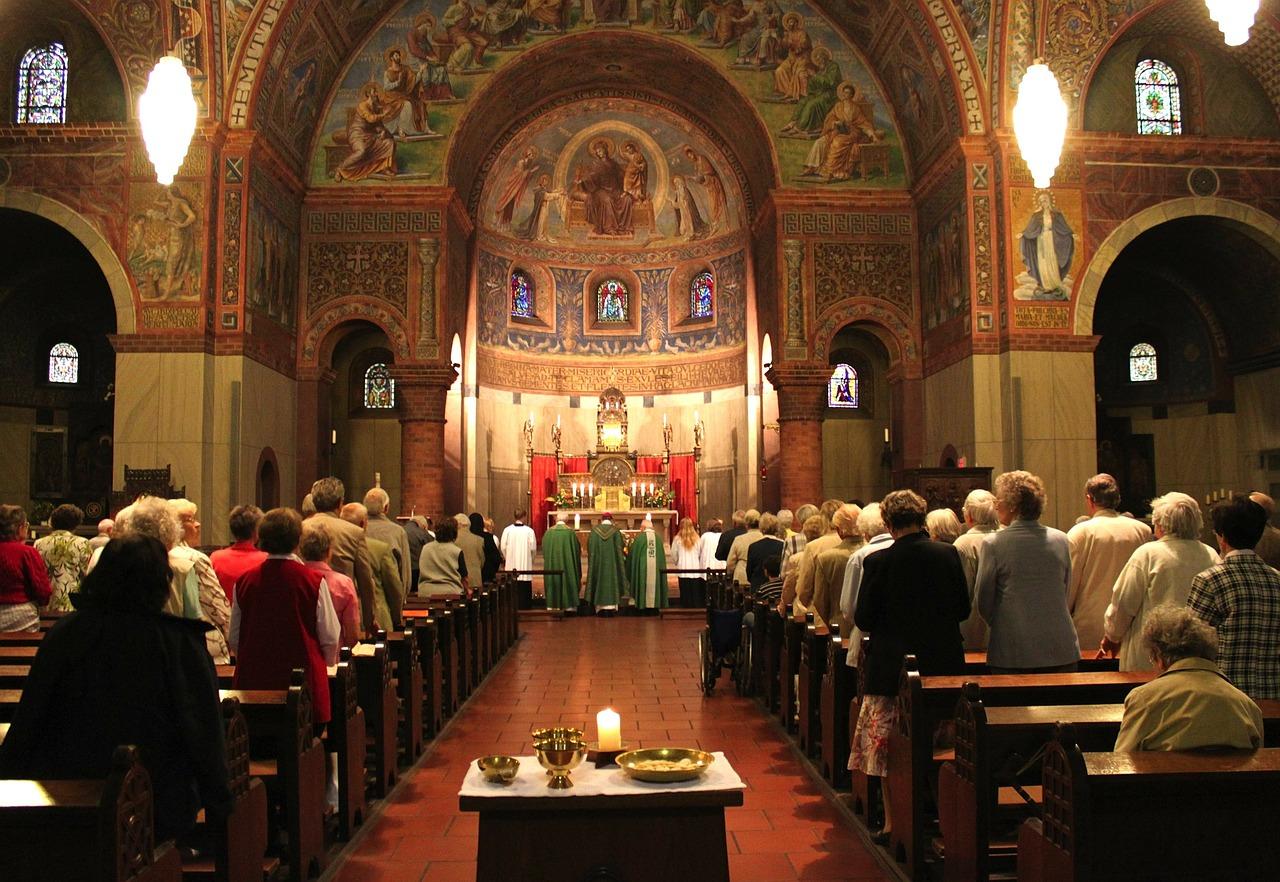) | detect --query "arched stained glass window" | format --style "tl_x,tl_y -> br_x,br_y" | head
1135,59 -> 1181,136
596,279 -> 629,323
690,271 -> 714,319
1129,342 -> 1158,383
48,342 -> 78,384
827,363 -> 859,409
364,363 -> 395,408
17,43 -> 68,124
511,270 -> 534,318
